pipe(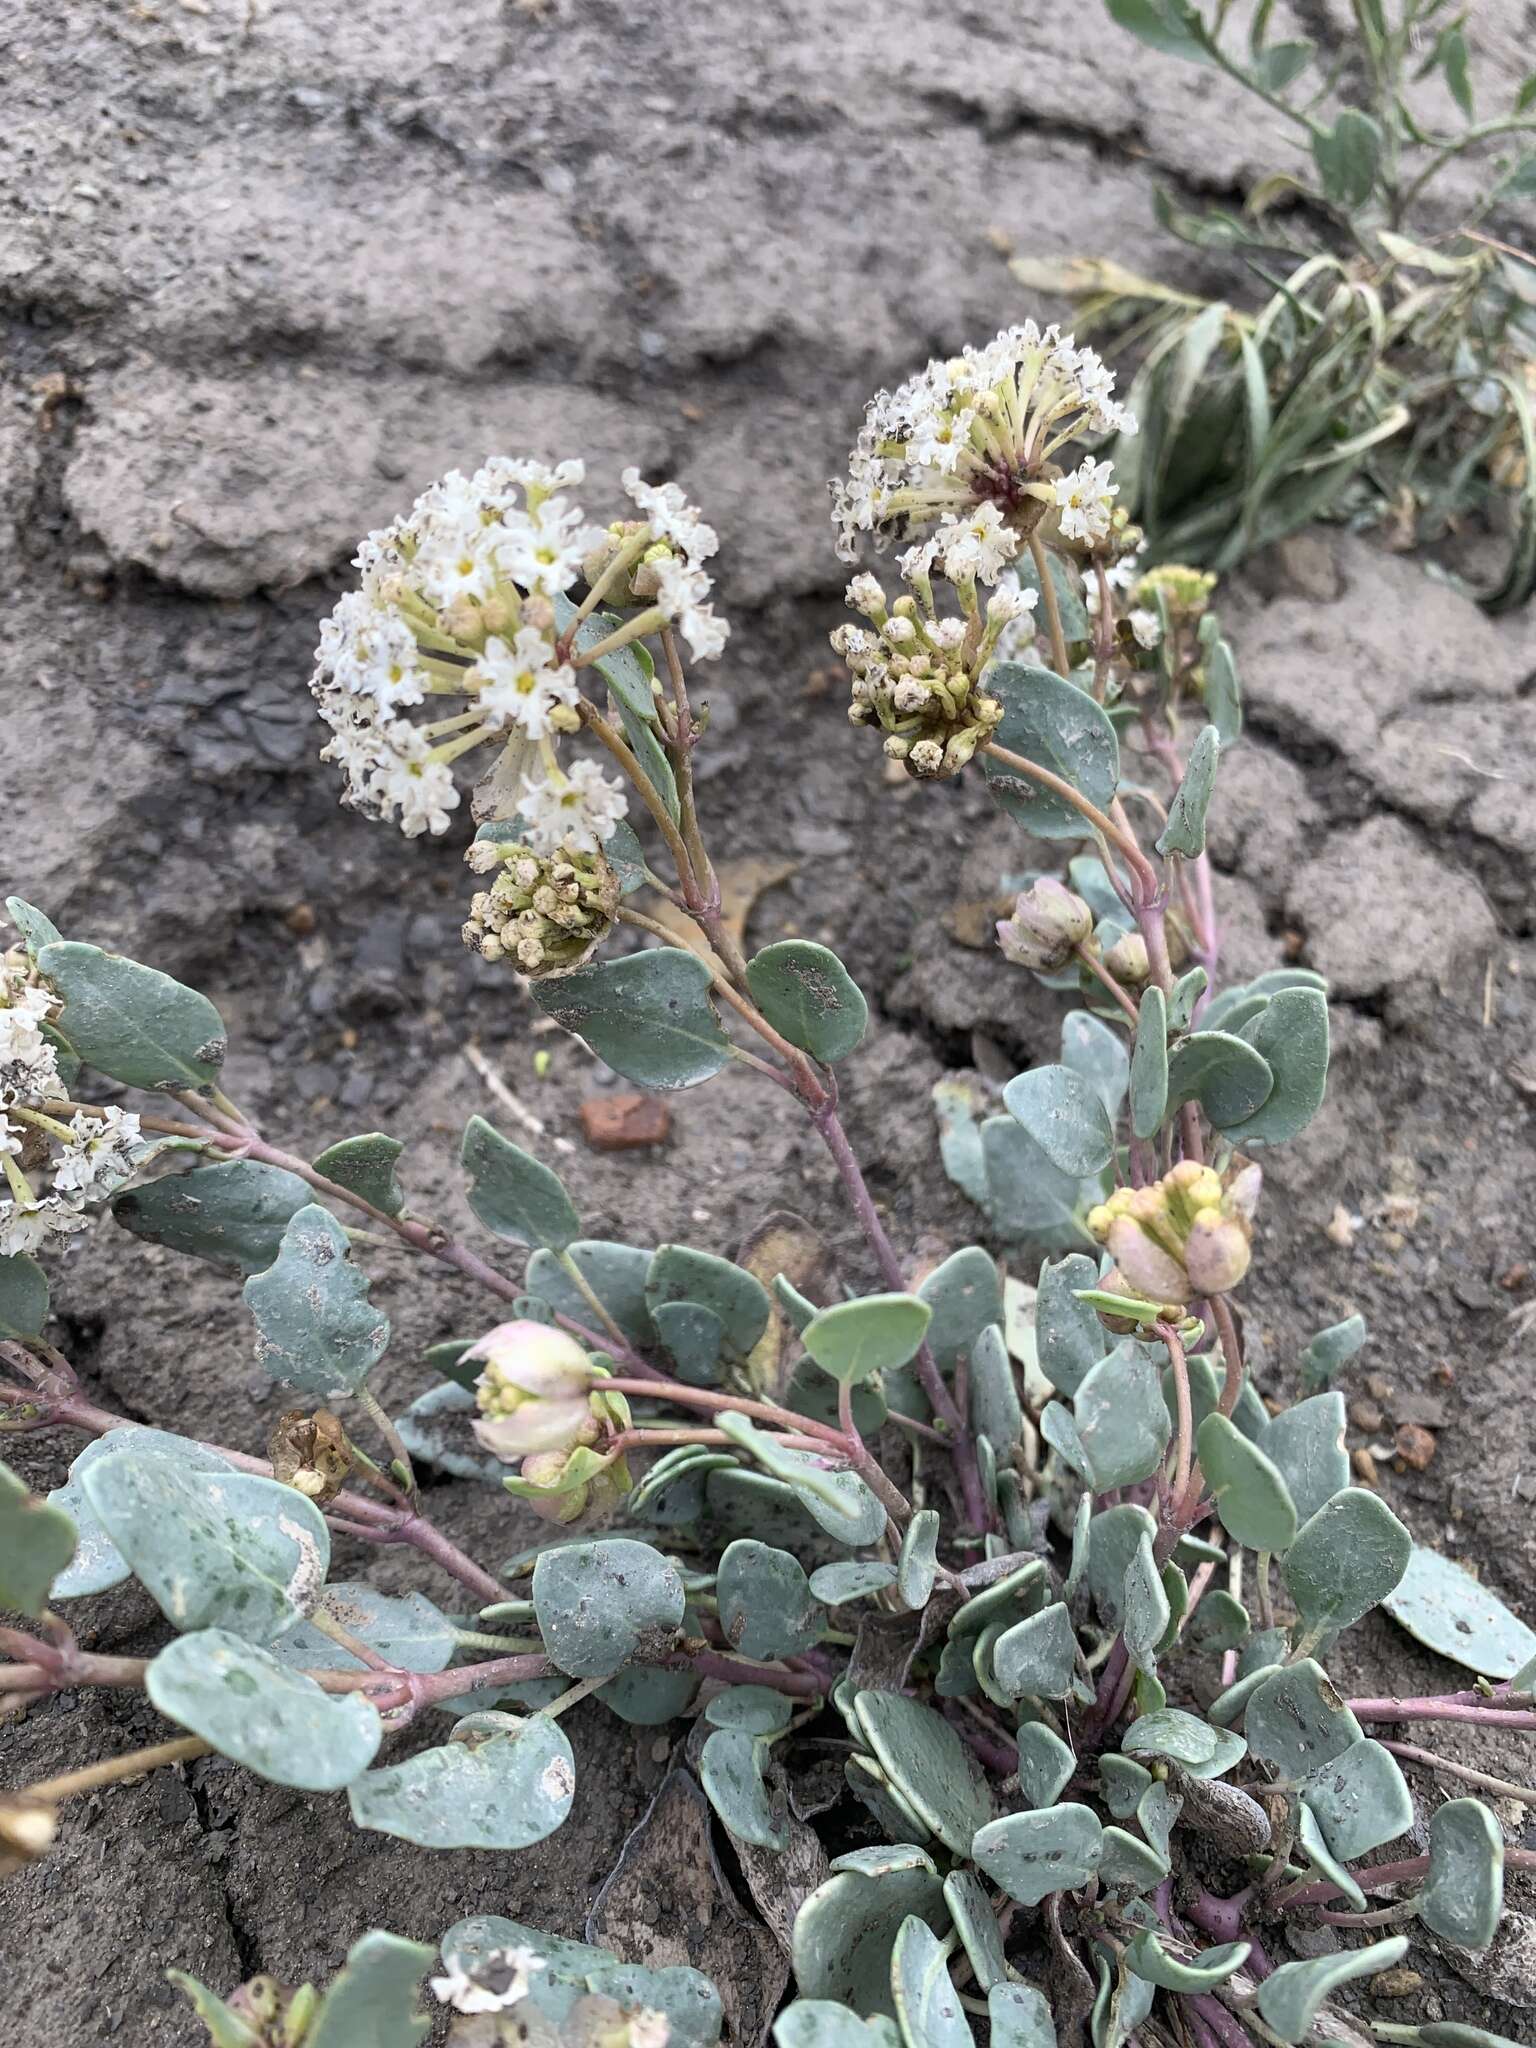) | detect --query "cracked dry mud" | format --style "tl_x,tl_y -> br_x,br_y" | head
3,2 -> 1535,2041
